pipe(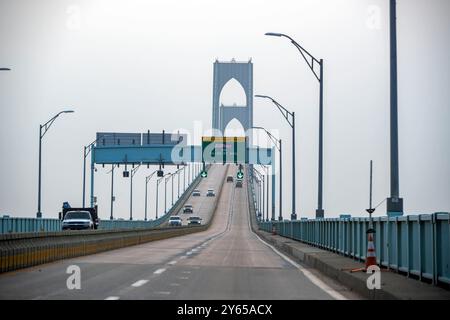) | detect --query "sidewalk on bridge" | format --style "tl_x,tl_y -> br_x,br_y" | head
255,229 -> 450,300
